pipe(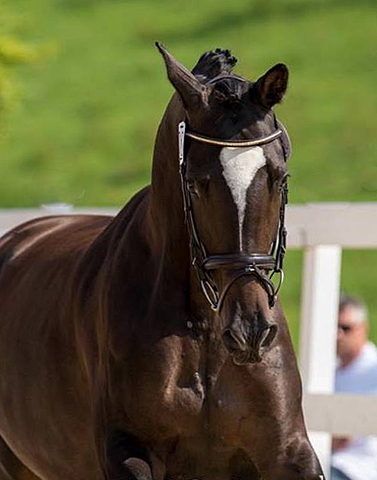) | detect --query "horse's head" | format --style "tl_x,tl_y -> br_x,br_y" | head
157,44 -> 292,365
